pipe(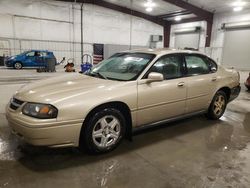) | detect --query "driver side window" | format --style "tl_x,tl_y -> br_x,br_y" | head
148,55 -> 183,80
26,52 -> 35,57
